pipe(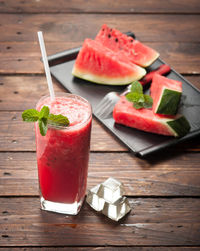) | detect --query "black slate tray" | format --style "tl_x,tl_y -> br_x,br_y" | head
48,35 -> 200,157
